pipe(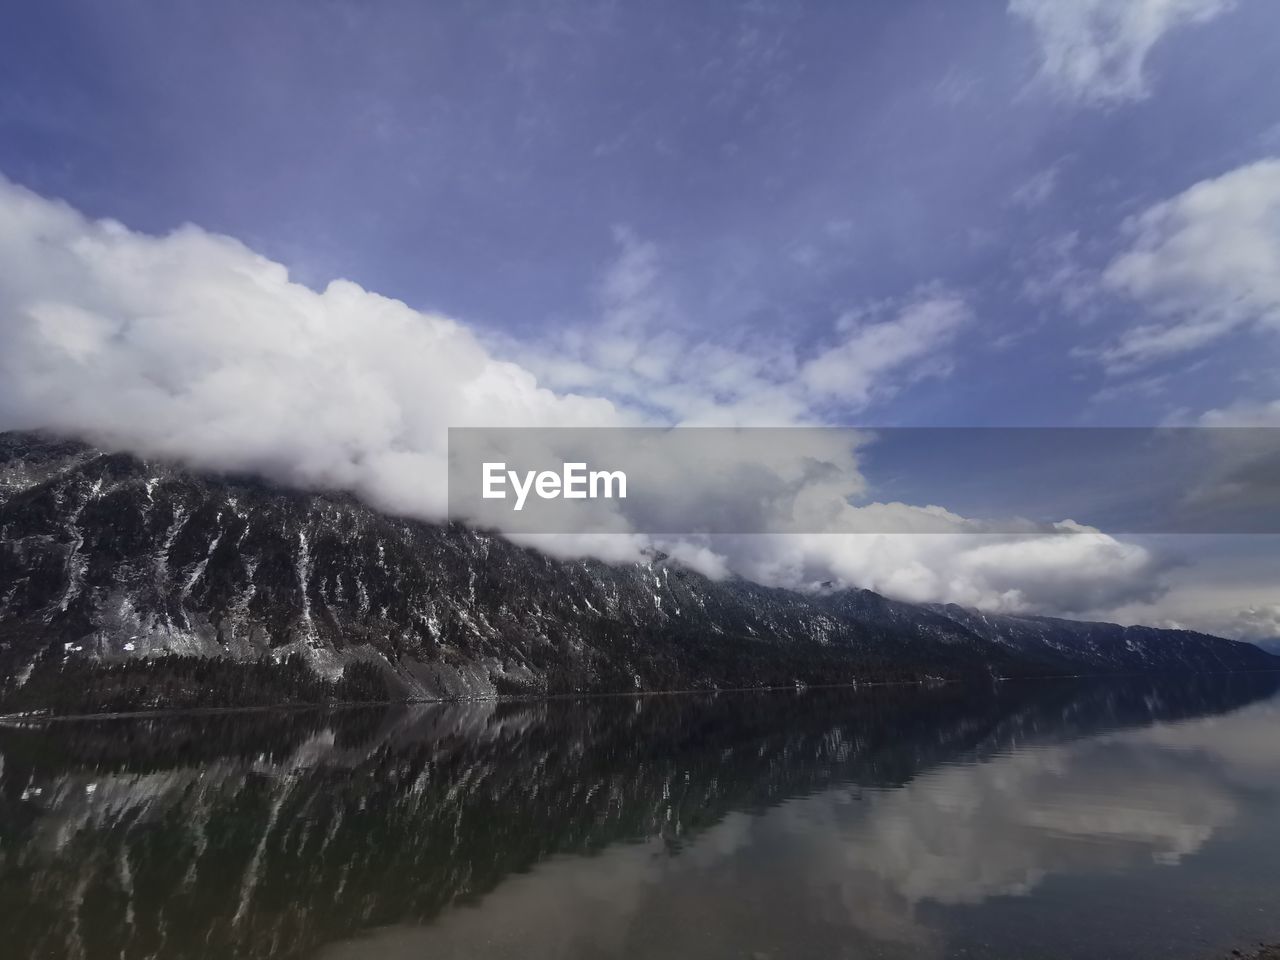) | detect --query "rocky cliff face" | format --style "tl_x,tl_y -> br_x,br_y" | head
0,432 -> 1274,707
